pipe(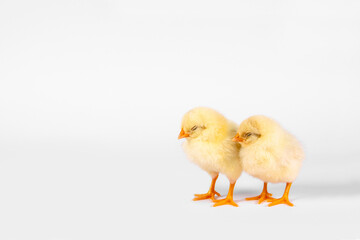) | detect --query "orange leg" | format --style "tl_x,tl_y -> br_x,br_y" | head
213,182 -> 238,207
193,174 -> 221,201
245,182 -> 274,204
267,182 -> 294,207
